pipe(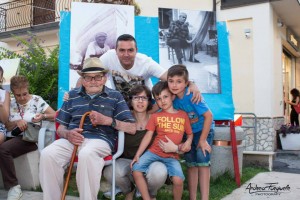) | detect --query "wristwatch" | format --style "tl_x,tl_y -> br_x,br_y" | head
111,118 -> 116,128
